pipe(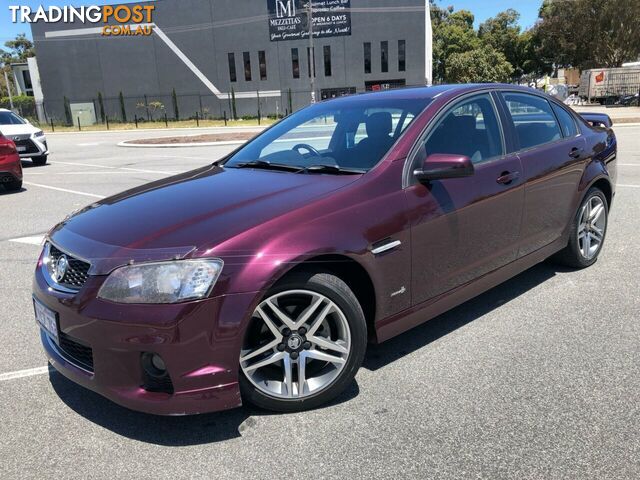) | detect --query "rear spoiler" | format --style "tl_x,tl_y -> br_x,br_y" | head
580,112 -> 613,128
